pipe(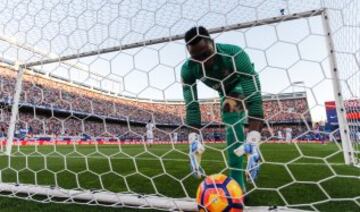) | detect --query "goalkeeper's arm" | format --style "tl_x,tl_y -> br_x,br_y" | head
234,49 -> 264,131
181,67 -> 201,129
